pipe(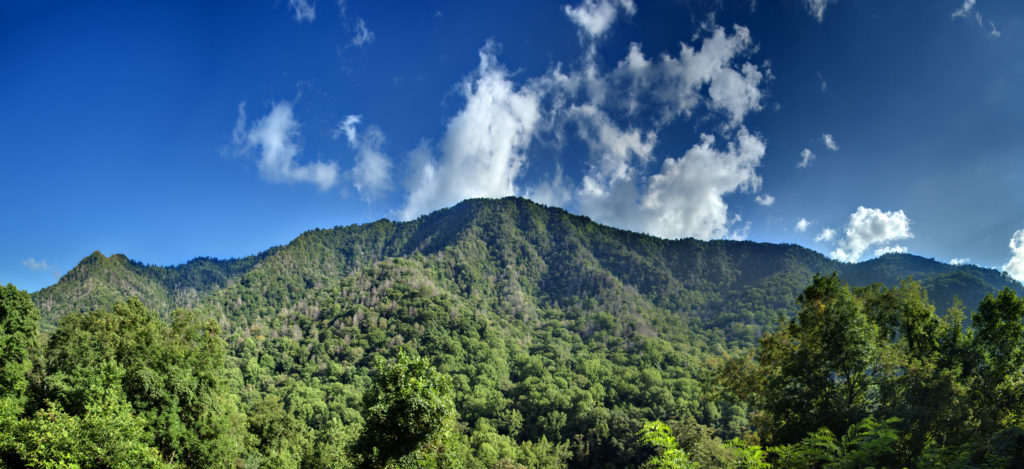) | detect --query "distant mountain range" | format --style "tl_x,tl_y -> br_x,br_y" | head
32,197 -> 1021,343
